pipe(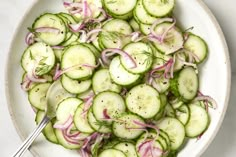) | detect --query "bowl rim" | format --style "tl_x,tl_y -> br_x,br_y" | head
5,0 -> 231,156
